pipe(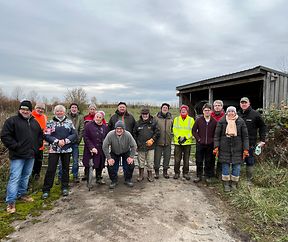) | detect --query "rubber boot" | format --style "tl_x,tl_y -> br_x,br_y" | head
223,181 -> 231,192
154,169 -> 160,179
137,168 -> 144,182
231,181 -> 238,191
246,166 -> 254,184
147,170 -> 154,182
163,169 -> 169,179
